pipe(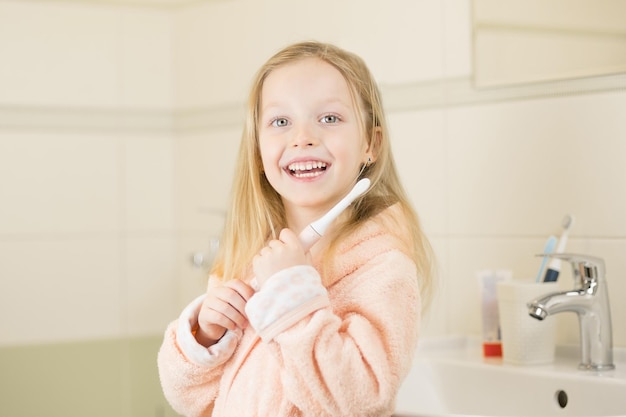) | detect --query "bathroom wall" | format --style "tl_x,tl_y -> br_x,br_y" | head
0,0 -> 624,416
0,1 -> 181,415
